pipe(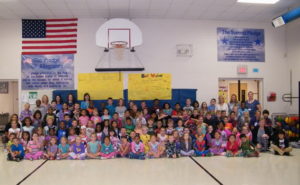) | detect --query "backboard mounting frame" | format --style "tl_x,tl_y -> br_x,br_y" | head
107,28 -> 131,49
